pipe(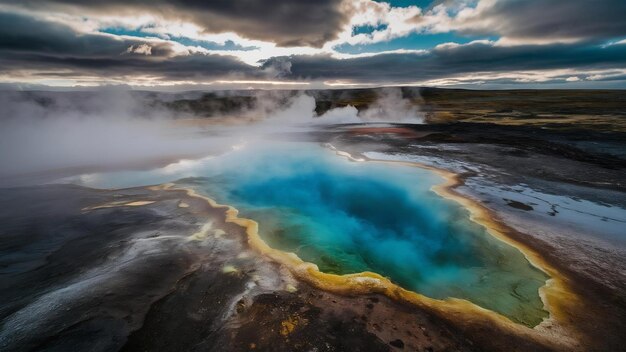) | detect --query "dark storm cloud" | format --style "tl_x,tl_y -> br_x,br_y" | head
458,0 -> 626,42
0,52 -> 259,80
0,12 -> 174,58
0,11 -> 258,80
266,41 -> 626,82
7,0 -> 348,47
